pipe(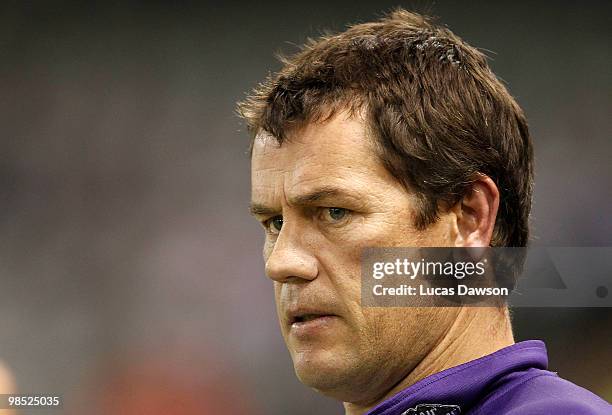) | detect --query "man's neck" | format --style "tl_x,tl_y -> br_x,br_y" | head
344,307 -> 515,415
